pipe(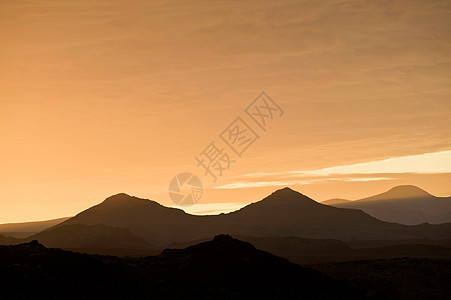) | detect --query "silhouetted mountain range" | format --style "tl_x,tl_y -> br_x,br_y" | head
326,185 -> 451,225
2,187 -> 451,261
0,235 -> 363,299
2,187 -> 451,299
51,187 -> 451,246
